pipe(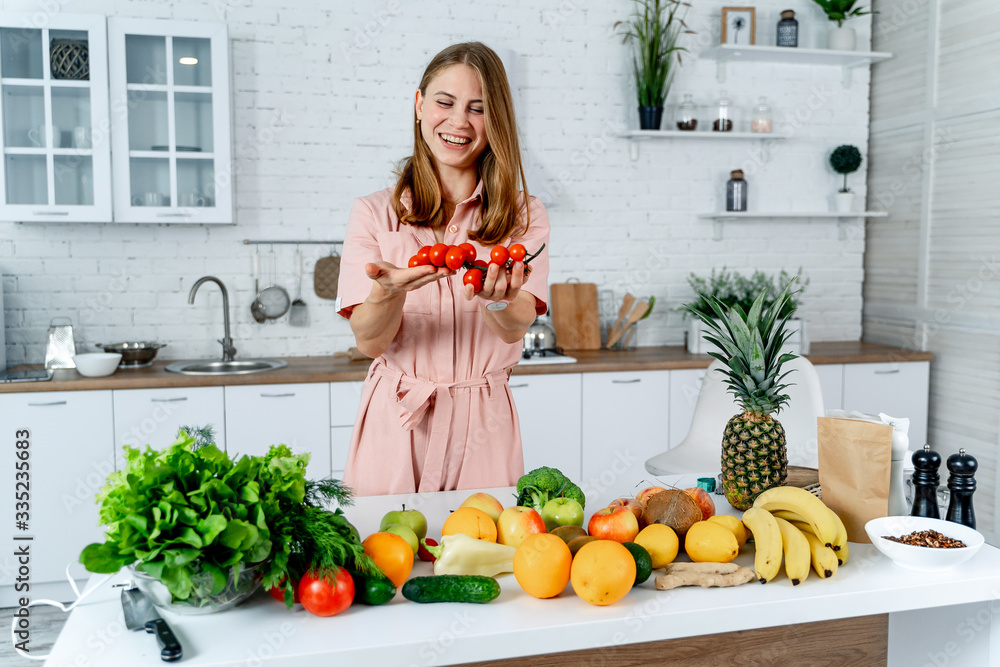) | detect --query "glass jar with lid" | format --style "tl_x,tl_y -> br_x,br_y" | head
751,96 -> 773,133
726,170 -> 747,211
776,10 -> 798,47
713,91 -> 733,132
674,93 -> 698,131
